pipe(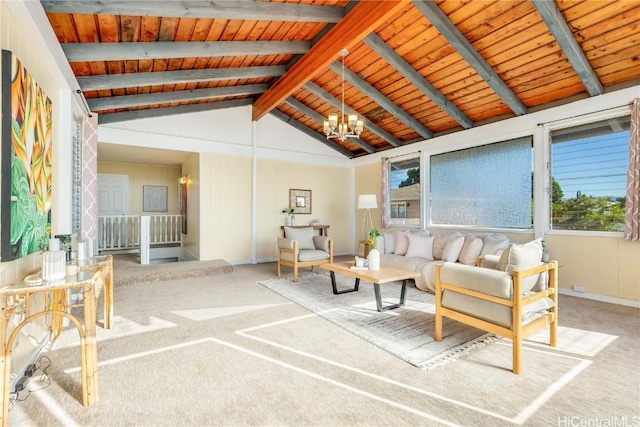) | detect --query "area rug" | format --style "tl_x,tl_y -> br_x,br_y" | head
258,273 -> 497,370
